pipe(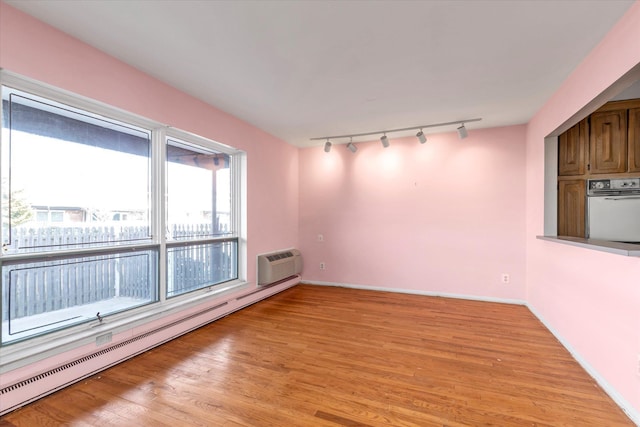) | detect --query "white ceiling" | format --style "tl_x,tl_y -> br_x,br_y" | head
4,0 -> 636,147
